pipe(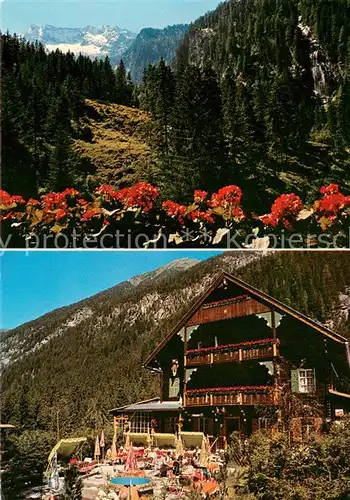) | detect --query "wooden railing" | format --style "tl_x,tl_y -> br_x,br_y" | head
186,338 -> 277,367
185,386 -> 277,407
